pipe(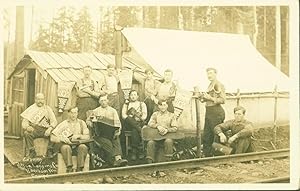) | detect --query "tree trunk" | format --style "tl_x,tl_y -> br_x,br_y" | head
252,6 -> 258,47
275,6 -> 281,70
